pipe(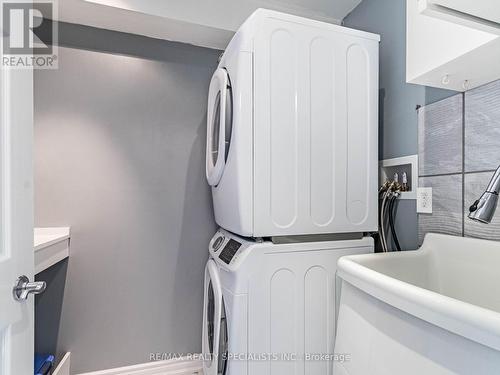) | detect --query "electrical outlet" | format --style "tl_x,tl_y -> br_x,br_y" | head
417,187 -> 433,213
